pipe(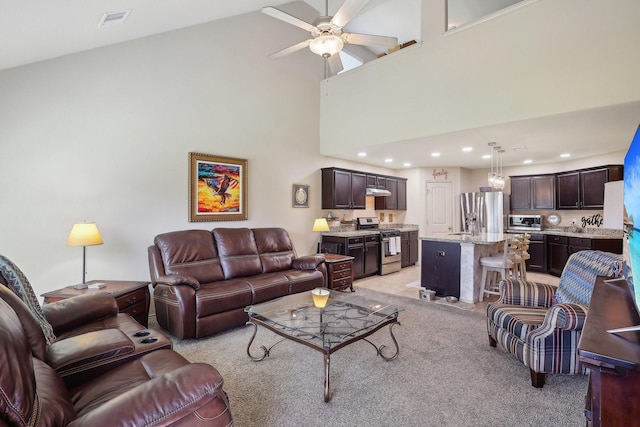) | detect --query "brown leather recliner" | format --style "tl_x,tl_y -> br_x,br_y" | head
0,295 -> 233,426
0,284 -> 173,387
149,227 -> 327,339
